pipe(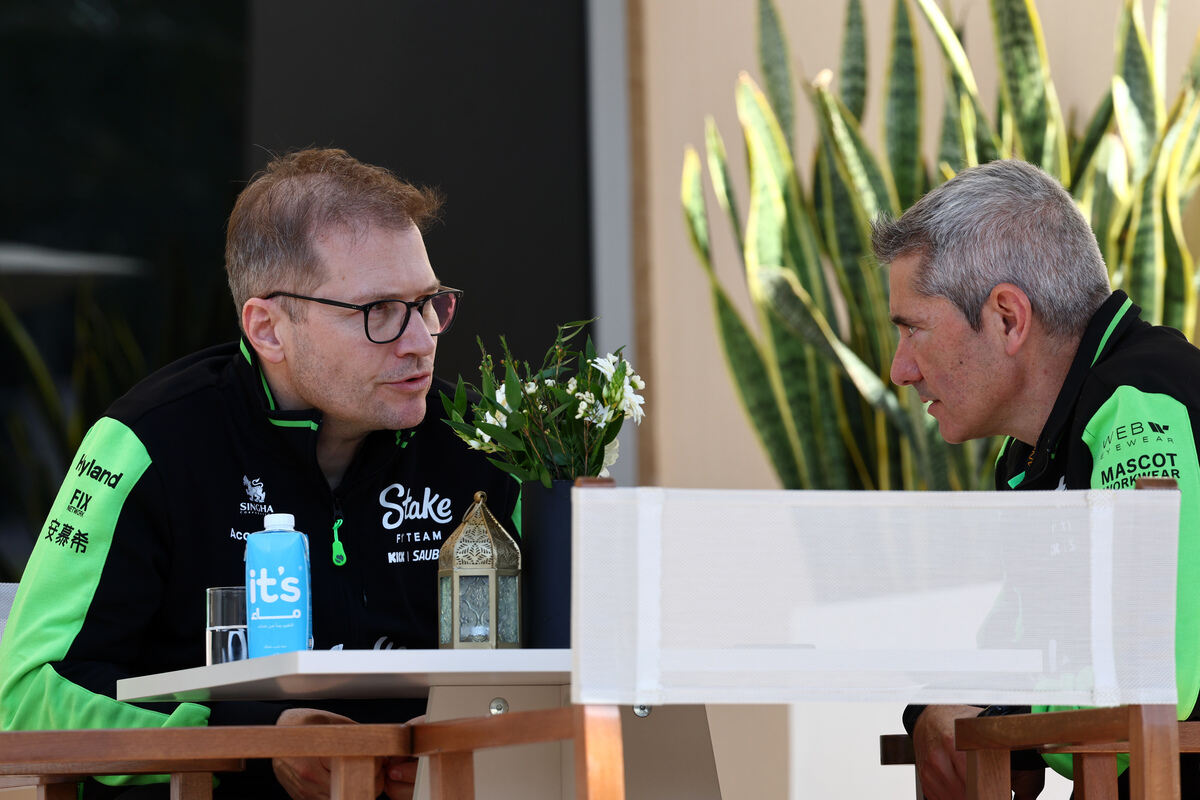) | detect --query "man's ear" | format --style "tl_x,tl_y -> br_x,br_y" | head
986,283 -> 1034,356
242,298 -> 287,364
